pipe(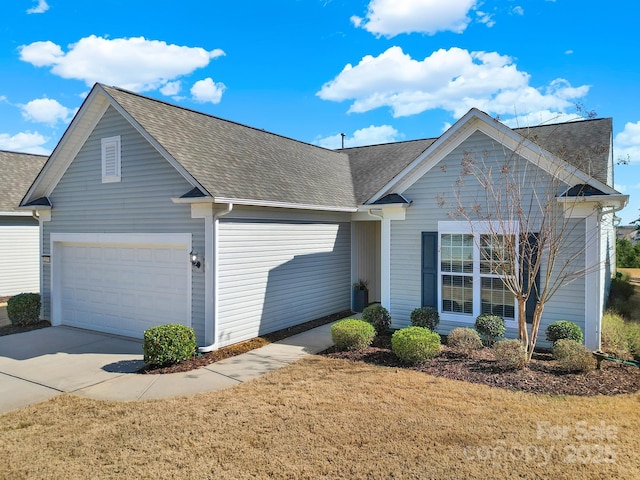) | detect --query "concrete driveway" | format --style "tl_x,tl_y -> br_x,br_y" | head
0,322 -> 337,415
